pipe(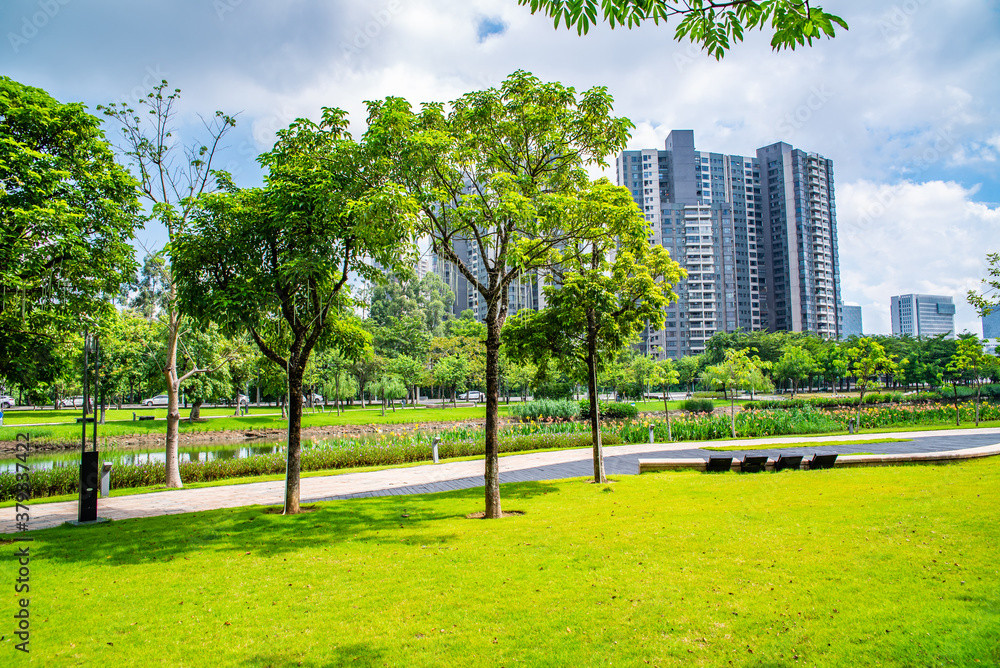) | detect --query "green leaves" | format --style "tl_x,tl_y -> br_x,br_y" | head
0,77 -> 141,387
516,0 -> 848,57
